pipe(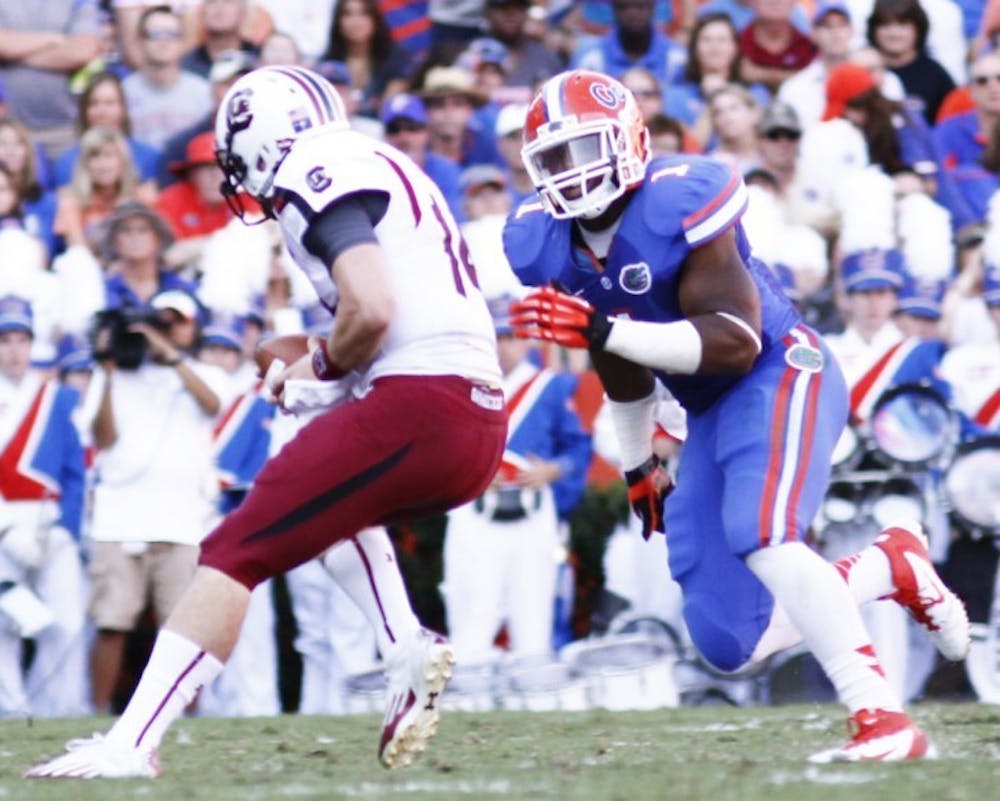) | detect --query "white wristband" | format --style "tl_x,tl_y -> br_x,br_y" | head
604,318 -> 702,374
606,389 -> 657,472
